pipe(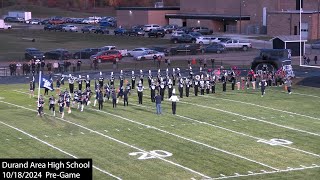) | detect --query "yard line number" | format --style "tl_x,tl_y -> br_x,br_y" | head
257,139 -> 293,146
129,150 -> 172,160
